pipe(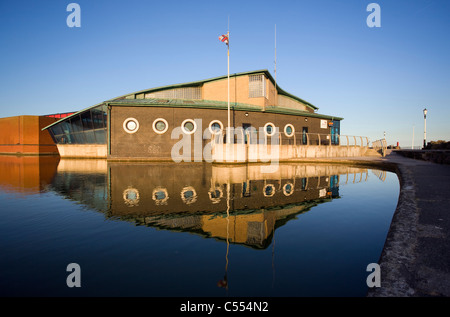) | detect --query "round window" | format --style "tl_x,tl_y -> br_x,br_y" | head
209,120 -> 223,135
263,184 -> 275,197
123,118 -> 139,134
283,183 -> 294,196
123,187 -> 140,206
181,119 -> 197,134
284,124 -> 295,137
152,118 -> 169,134
264,122 -> 276,136
152,187 -> 169,205
181,186 -> 197,204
